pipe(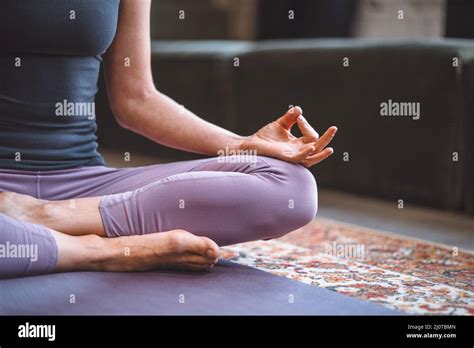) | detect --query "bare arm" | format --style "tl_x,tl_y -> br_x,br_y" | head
104,0 -> 337,166
104,0 -> 243,156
